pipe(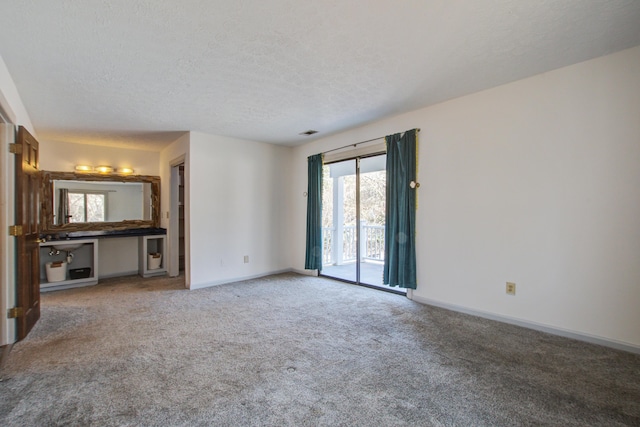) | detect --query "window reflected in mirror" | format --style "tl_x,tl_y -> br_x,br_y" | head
68,191 -> 105,223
